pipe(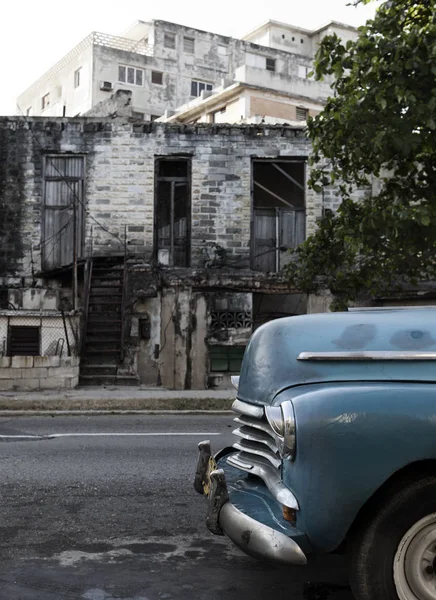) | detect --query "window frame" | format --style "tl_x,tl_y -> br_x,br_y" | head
41,93 -> 50,110
7,325 -> 41,357
164,32 -> 176,49
190,79 -> 213,98
296,106 -> 309,121
209,345 -> 246,373
266,58 -> 276,72
42,154 -> 86,271
151,71 -> 164,85
183,36 -> 195,54
118,65 -> 144,87
74,67 -> 81,88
